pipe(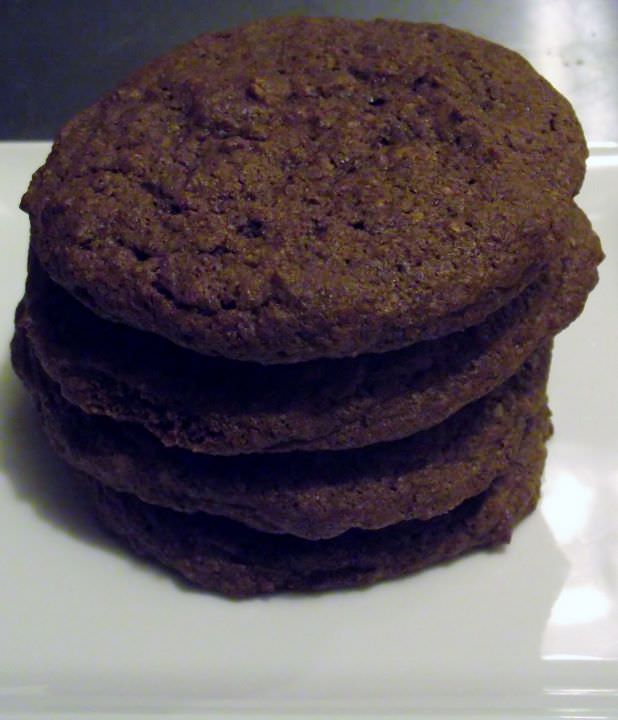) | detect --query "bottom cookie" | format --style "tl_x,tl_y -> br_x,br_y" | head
85,411 -> 550,598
